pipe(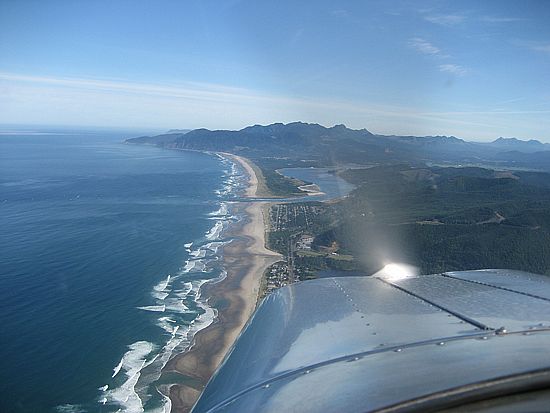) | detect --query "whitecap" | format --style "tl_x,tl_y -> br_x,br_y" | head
129,332 -> 190,411
208,203 -> 228,217
189,249 -> 207,259
173,282 -> 193,298
164,298 -> 189,314
151,291 -> 169,300
182,259 -> 209,274
193,260 -> 208,273
106,341 -> 156,412
112,358 -> 124,378
182,260 -> 195,273
153,275 -> 171,292
204,240 -> 228,254
157,317 -> 182,334
137,305 -> 166,312
205,221 -> 224,240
